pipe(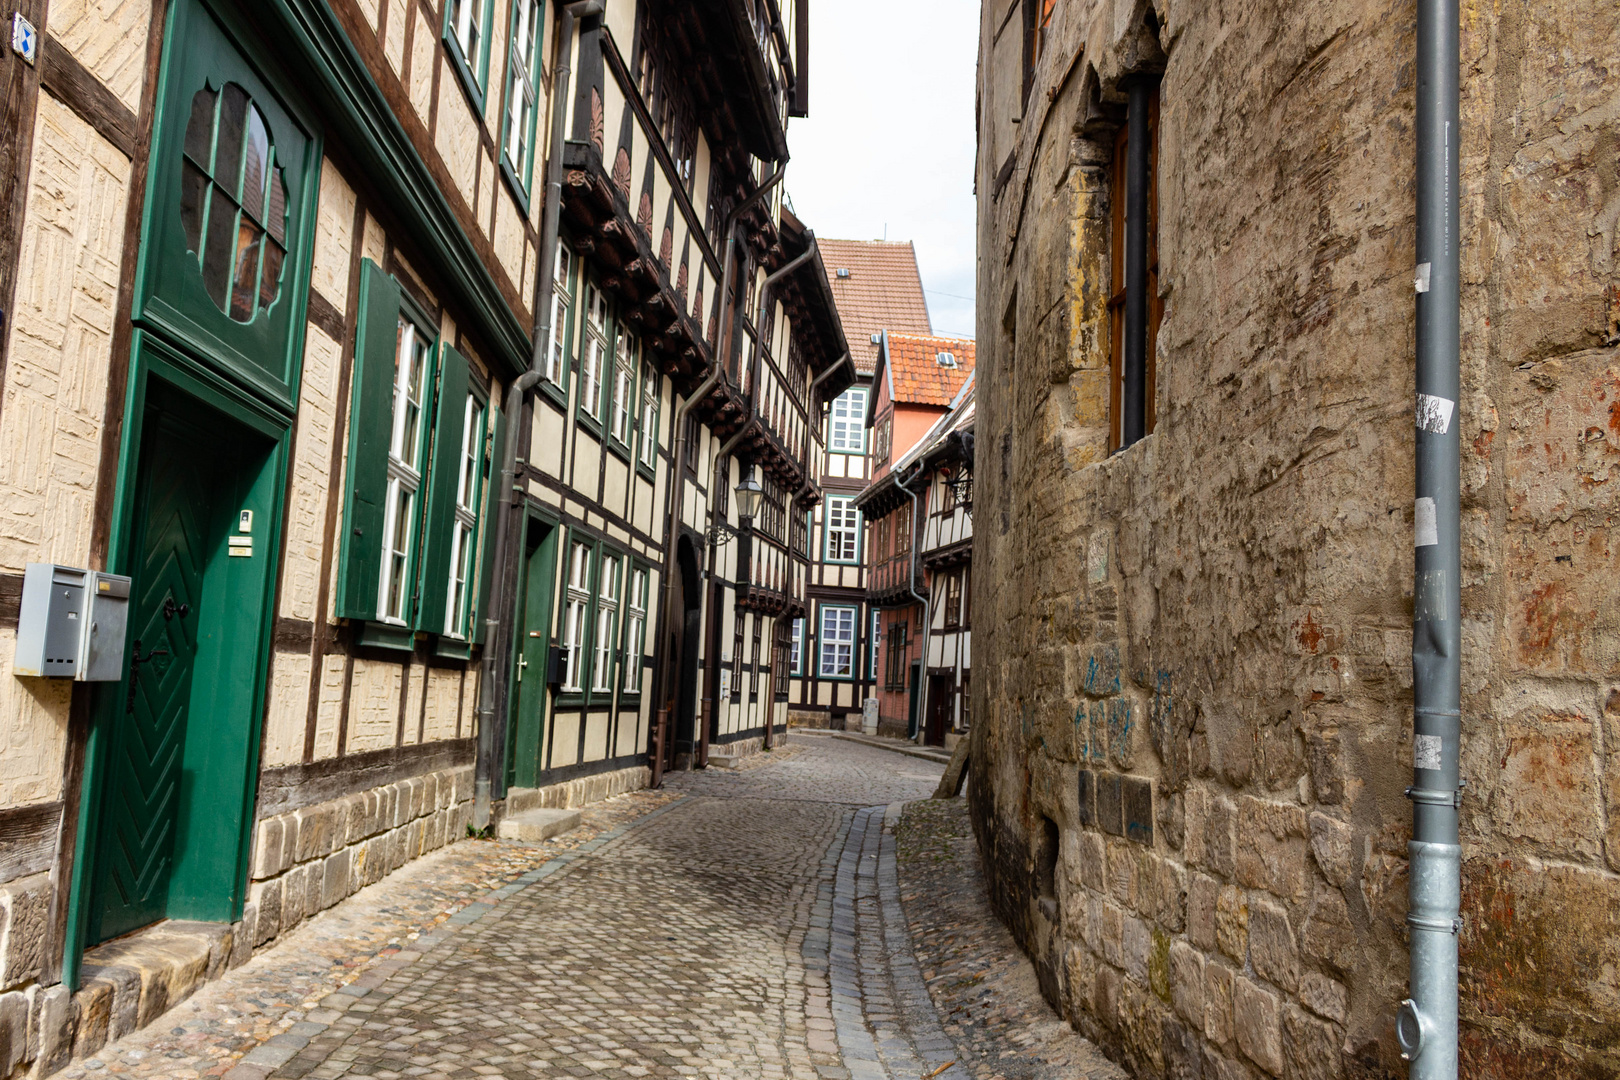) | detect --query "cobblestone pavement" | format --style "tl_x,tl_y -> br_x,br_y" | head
63,736 -> 1116,1080
896,800 -> 1124,1080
